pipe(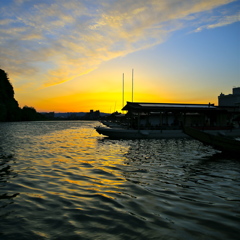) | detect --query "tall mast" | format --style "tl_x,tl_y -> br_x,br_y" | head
132,69 -> 134,102
122,73 -> 124,108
